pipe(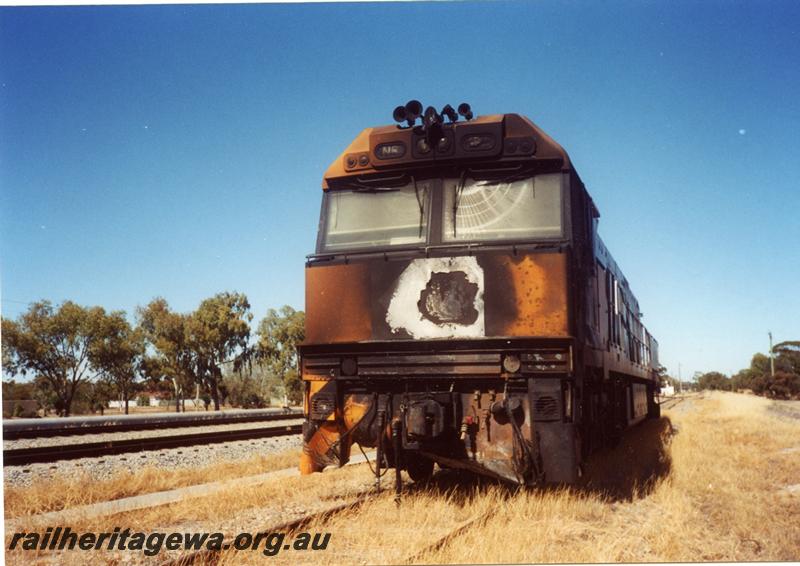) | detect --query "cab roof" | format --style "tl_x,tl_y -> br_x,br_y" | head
322,113 -> 573,190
